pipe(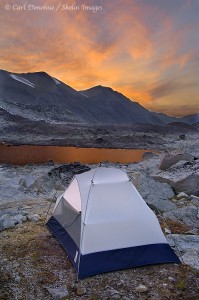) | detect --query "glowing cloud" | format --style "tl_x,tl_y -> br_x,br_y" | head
0,0 -> 199,116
